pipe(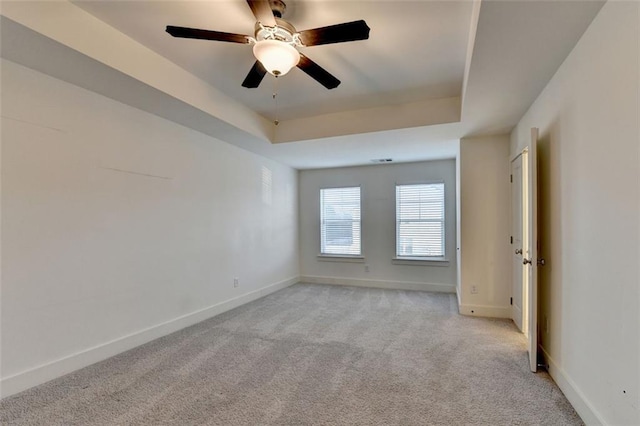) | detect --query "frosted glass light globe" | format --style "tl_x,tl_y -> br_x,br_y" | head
253,39 -> 300,76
